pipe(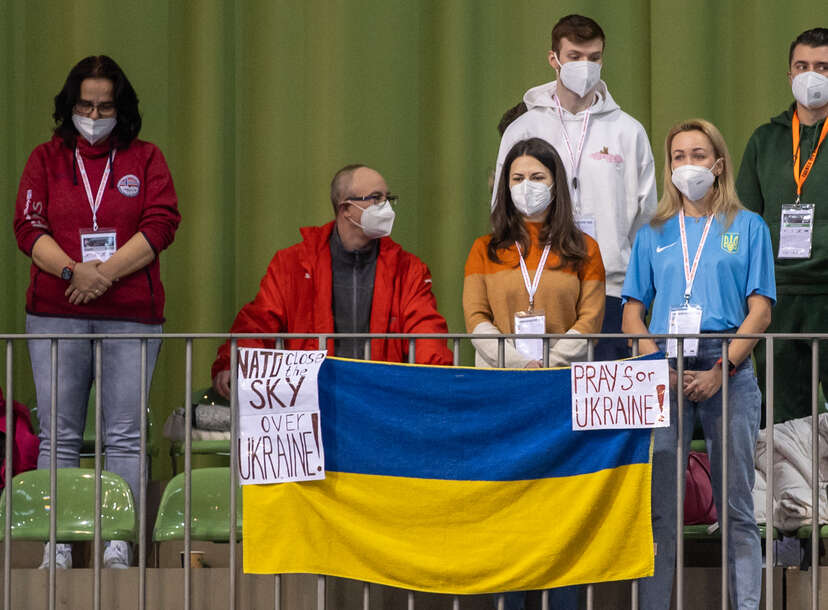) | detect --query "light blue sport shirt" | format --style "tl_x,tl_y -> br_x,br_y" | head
622,210 -> 776,334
